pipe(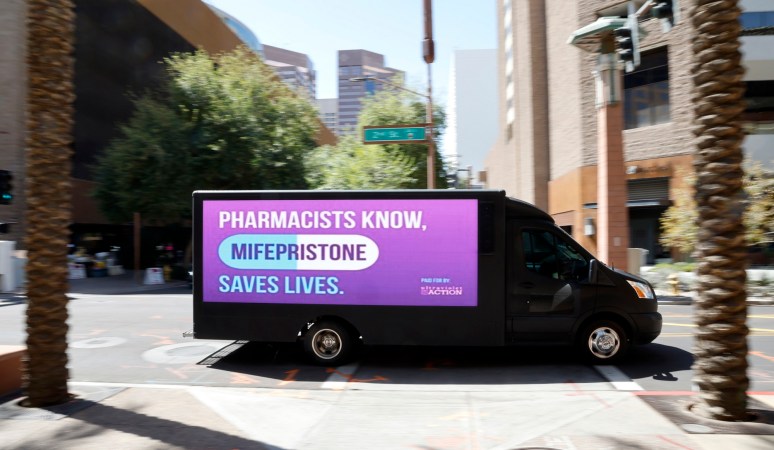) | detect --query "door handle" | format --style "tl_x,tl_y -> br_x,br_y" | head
518,281 -> 535,289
